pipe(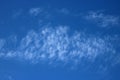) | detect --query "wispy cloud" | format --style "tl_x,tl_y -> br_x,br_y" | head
57,8 -> 70,15
84,11 -> 119,27
29,8 -> 43,16
12,10 -> 23,19
0,39 -> 5,50
0,75 -> 14,80
0,26 -> 119,71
